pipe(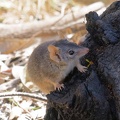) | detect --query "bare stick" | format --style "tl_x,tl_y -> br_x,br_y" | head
0,92 -> 47,102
